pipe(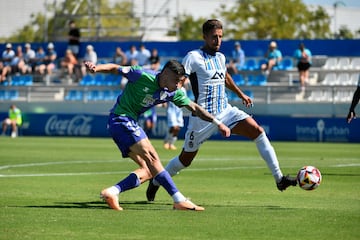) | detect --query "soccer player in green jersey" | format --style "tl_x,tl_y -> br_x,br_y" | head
84,60 -> 230,211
